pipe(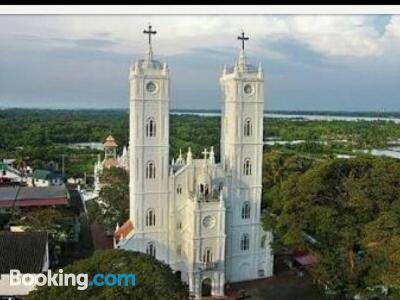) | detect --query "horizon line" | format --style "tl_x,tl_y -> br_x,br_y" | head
1,107 -> 400,115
